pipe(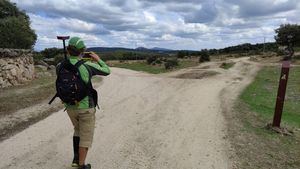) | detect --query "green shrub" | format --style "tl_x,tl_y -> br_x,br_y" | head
32,52 -> 44,63
248,50 -> 262,55
155,59 -> 162,65
146,55 -> 158,65
276,48 -> 285,56
41,48 -> 64,58
164,58 -> 179,69
294,54 -> 300,60
199,54 -> 210,62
